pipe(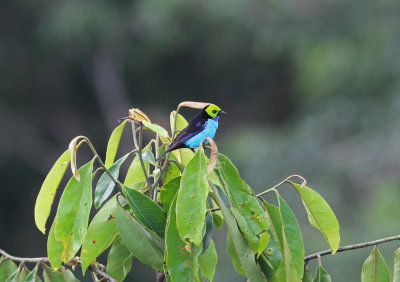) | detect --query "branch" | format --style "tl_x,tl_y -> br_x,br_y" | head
0,249 -> 48,263
88,265 -> 118,282
0,248 -> 117,282
304,234 -> 400,263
